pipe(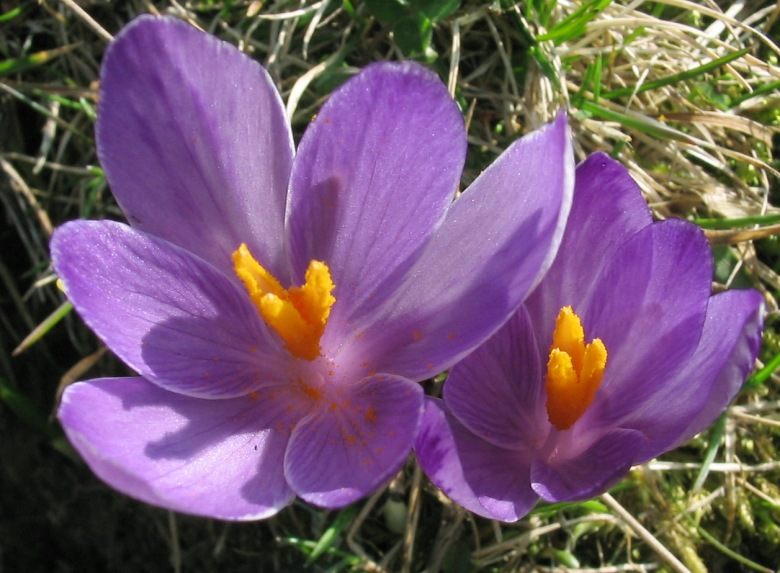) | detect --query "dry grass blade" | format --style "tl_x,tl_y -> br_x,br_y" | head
401,465 -> 423,573
601,493 -> 690,573
661,112 -> 775,145
647,460 -> 780,473
55,347 -> 106,404
57,0 -> 113,41
1,157 -> 53,236
705,223 -> 780,245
